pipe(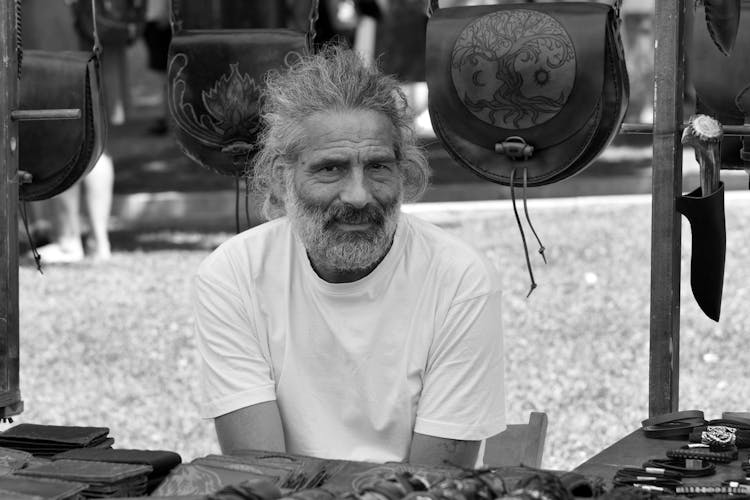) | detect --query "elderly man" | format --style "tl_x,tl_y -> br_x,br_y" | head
192,46 -> 505,467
